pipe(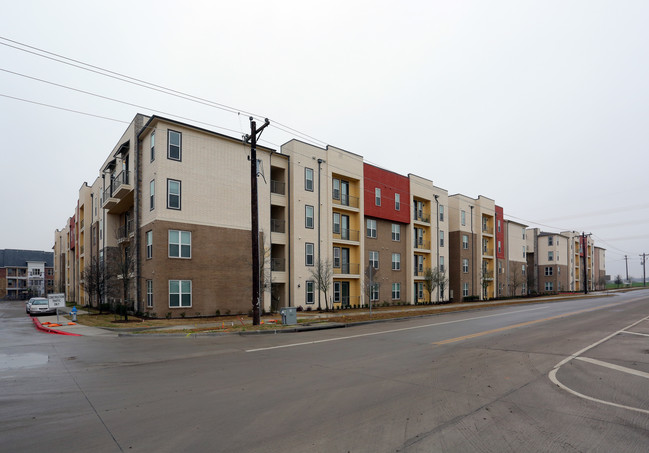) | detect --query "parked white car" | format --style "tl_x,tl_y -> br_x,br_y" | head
28,298 -> 56,316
